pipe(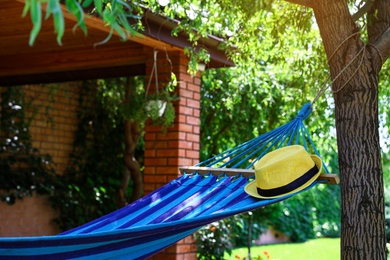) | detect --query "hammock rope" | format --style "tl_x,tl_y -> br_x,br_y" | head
195,102 -> 329,172
0,102 -> 336,259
